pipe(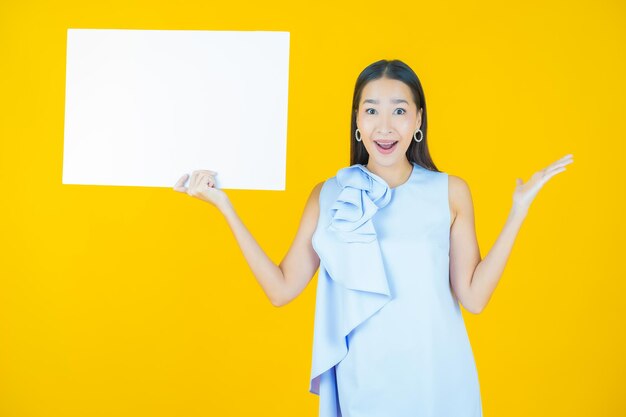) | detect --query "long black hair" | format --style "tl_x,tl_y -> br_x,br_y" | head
350,59 -> 440,172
